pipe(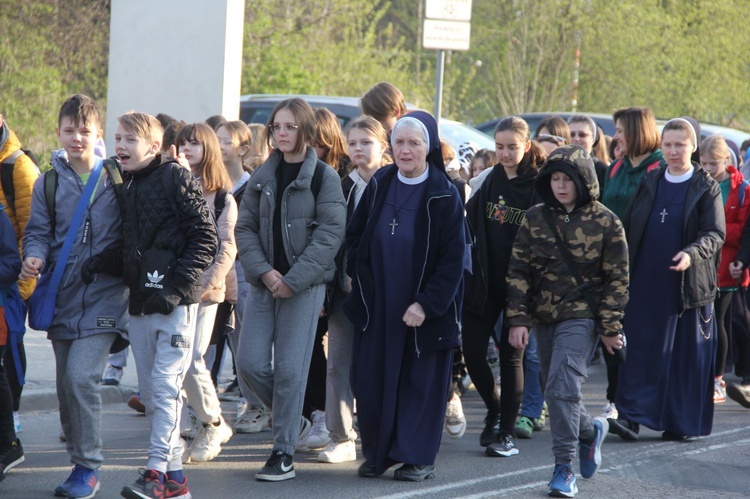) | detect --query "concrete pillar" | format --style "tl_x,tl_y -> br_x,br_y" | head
105,0 -> 245,148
